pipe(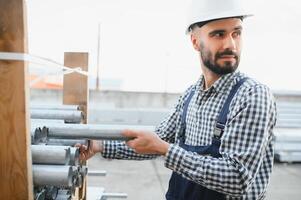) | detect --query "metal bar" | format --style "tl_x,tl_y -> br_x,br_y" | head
47,139 -> 88,146
44,124 -> 155,141
31,119 -> 65,125
31,145 -> 71,165
101,193 -> 128,199
31,104 -> 79,111
31,109 -> 83,123
88,170 -> 107,177
33,165 -> 74,187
